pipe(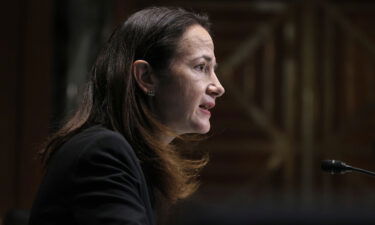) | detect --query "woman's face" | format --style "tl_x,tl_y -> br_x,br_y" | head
153,25 -> 225,135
